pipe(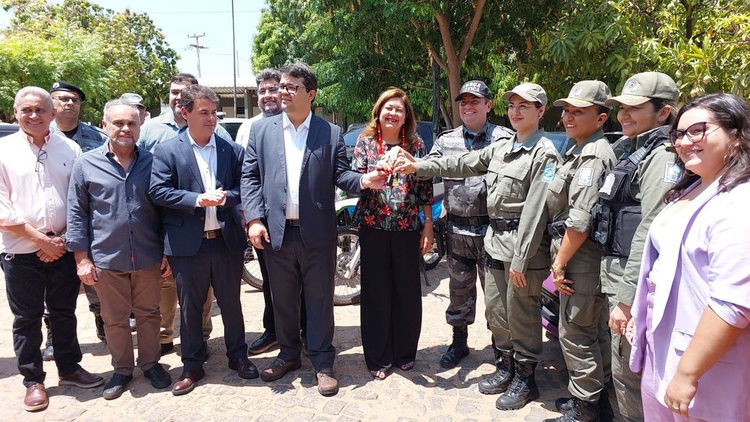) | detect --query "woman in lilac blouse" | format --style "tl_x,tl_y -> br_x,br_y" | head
351,88 -> 433,380
628,93 -> 750,421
